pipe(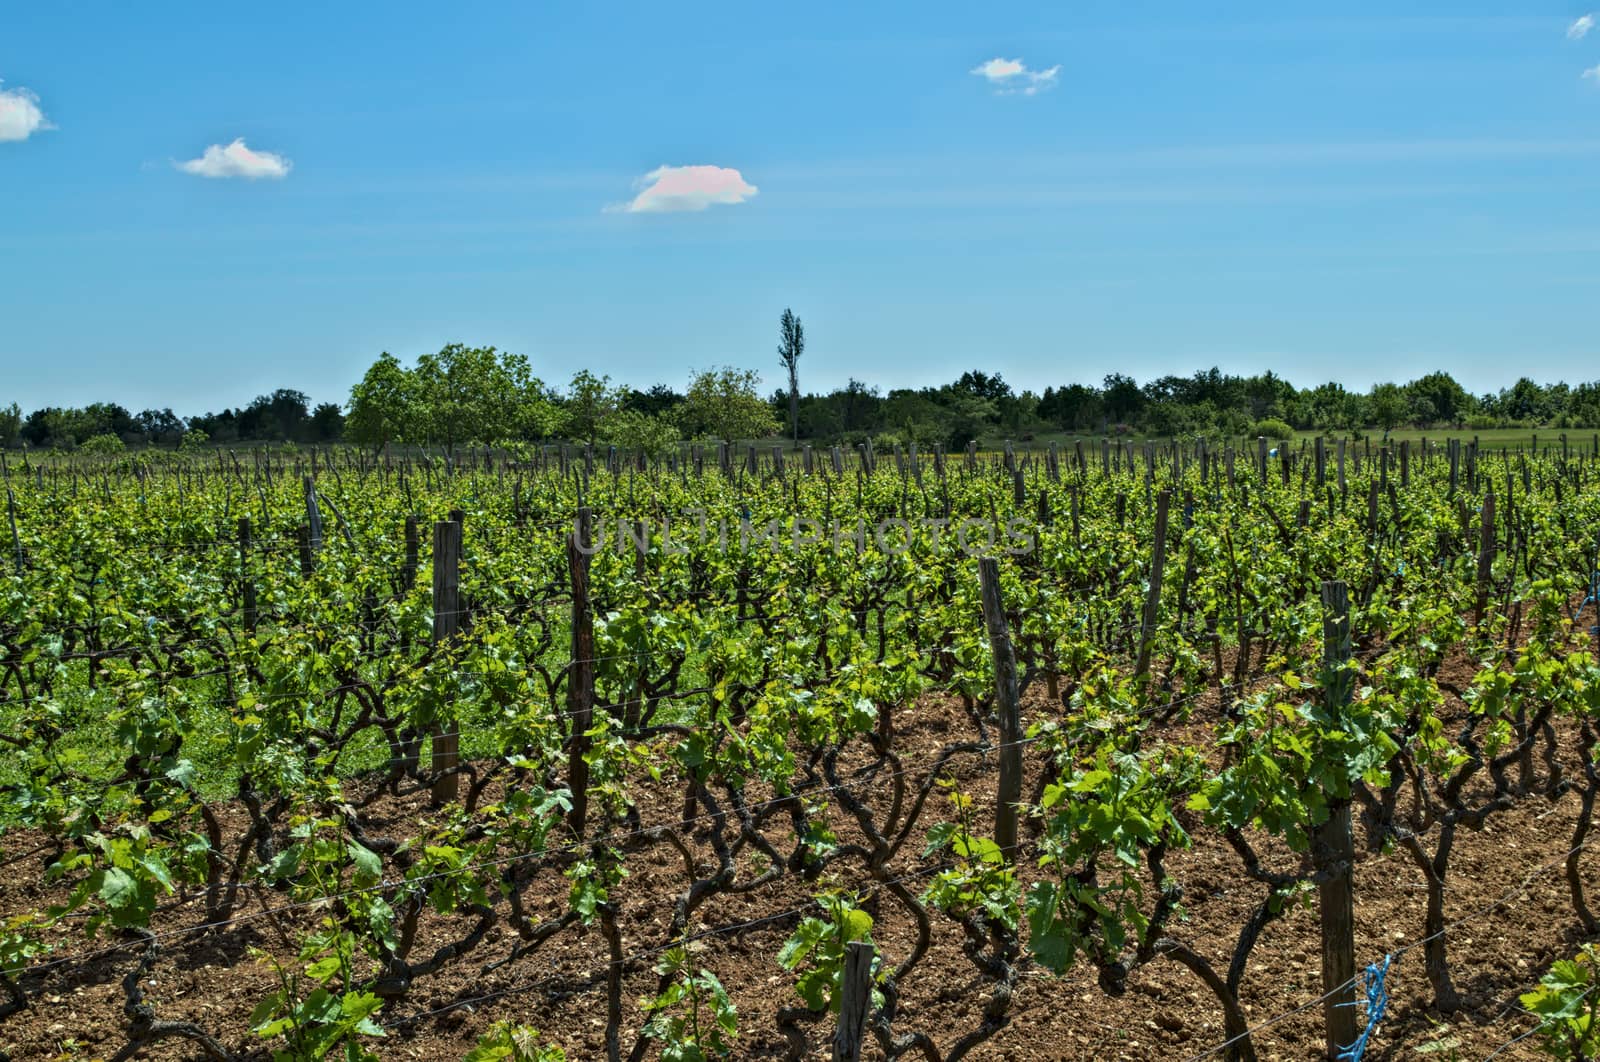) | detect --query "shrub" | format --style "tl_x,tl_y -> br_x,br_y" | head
1253,418 -> 1295,442
1464,413 -> 1499,431
872,431 -> 903,453
601,410 -> 679,460
180,428 -> 210,451
80,433 -> 126,455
